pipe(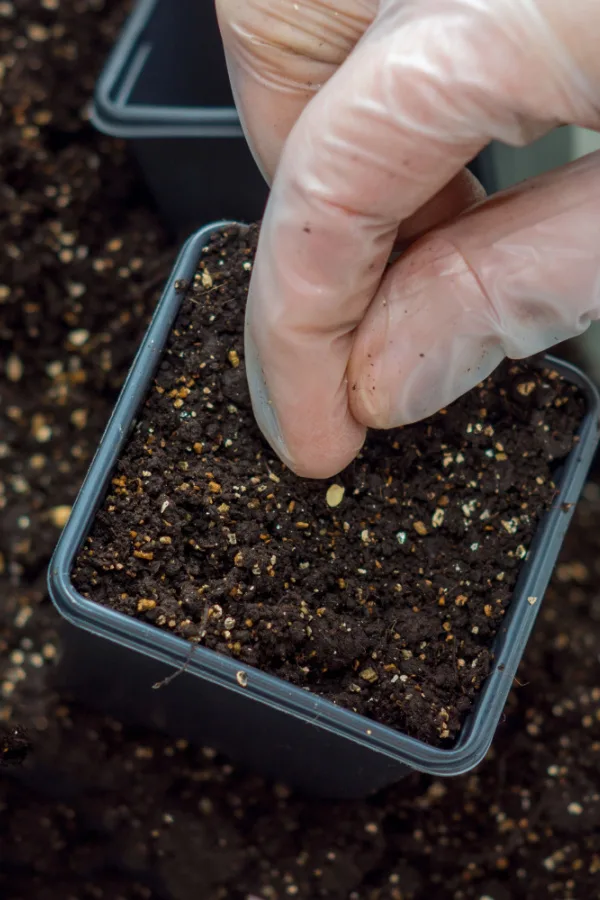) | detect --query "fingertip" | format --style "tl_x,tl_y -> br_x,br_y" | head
286,437 -> 367,480
246,320 -> 367,478
265,412 -> 367,479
